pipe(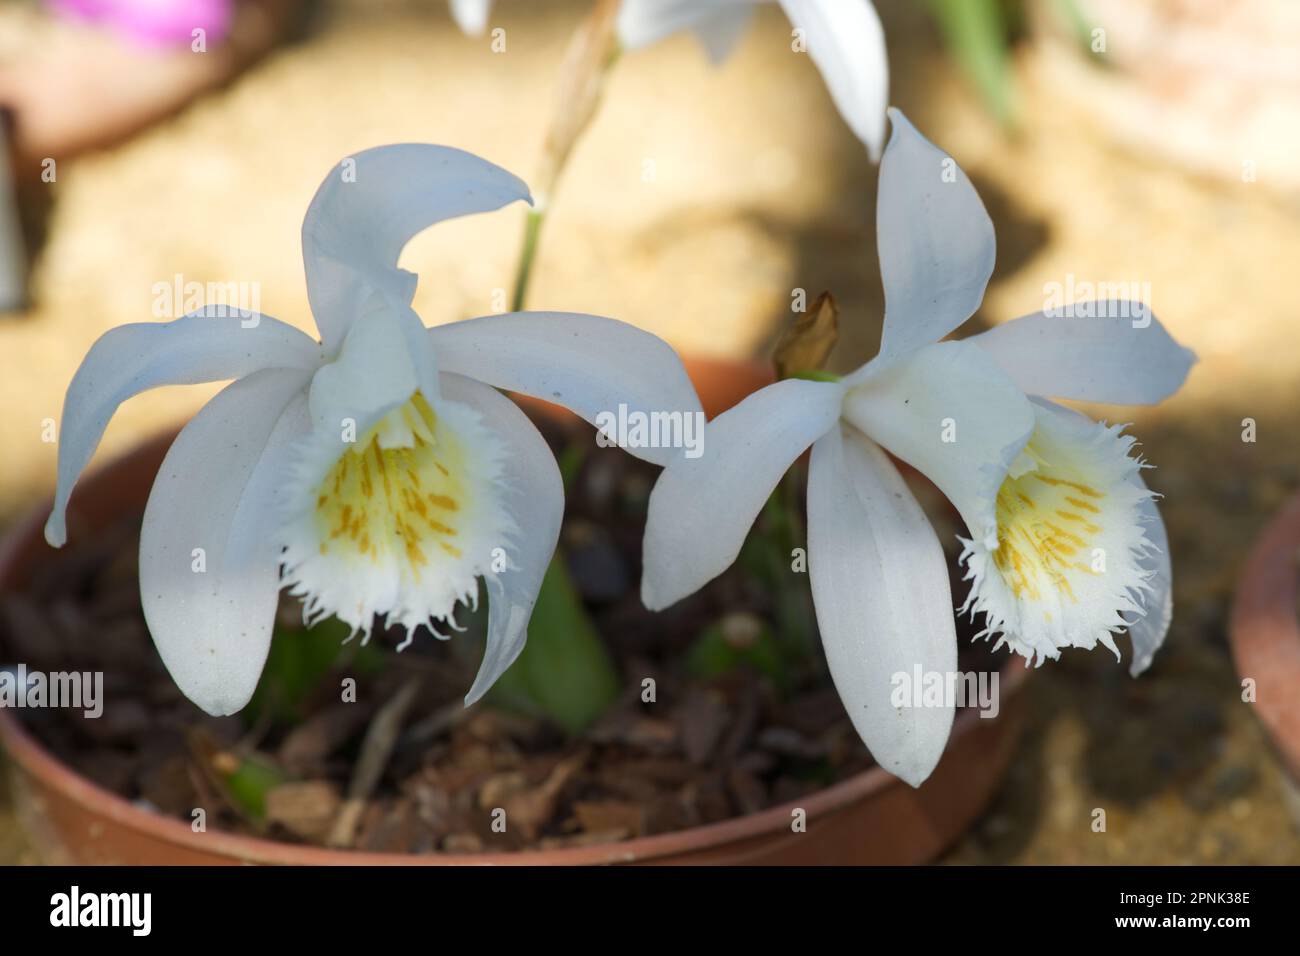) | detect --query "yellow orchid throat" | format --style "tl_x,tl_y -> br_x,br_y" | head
990,455 -> 1107,606
314,393 -> 469,576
